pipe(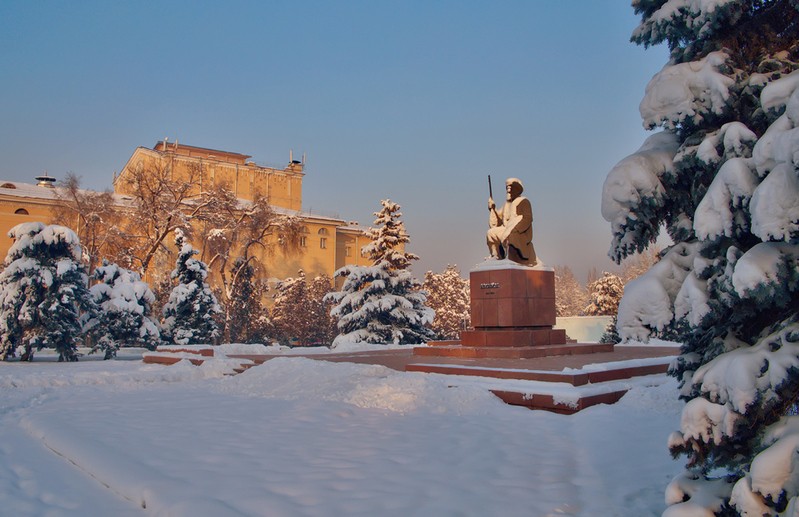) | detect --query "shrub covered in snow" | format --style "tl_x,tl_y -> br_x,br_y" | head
161,231 -> 221,345
584,271 -> 624,316
604,2 -> 799,515
0,223 -> 95,361
326,200 -> 434,346
85,261 -> 160,358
